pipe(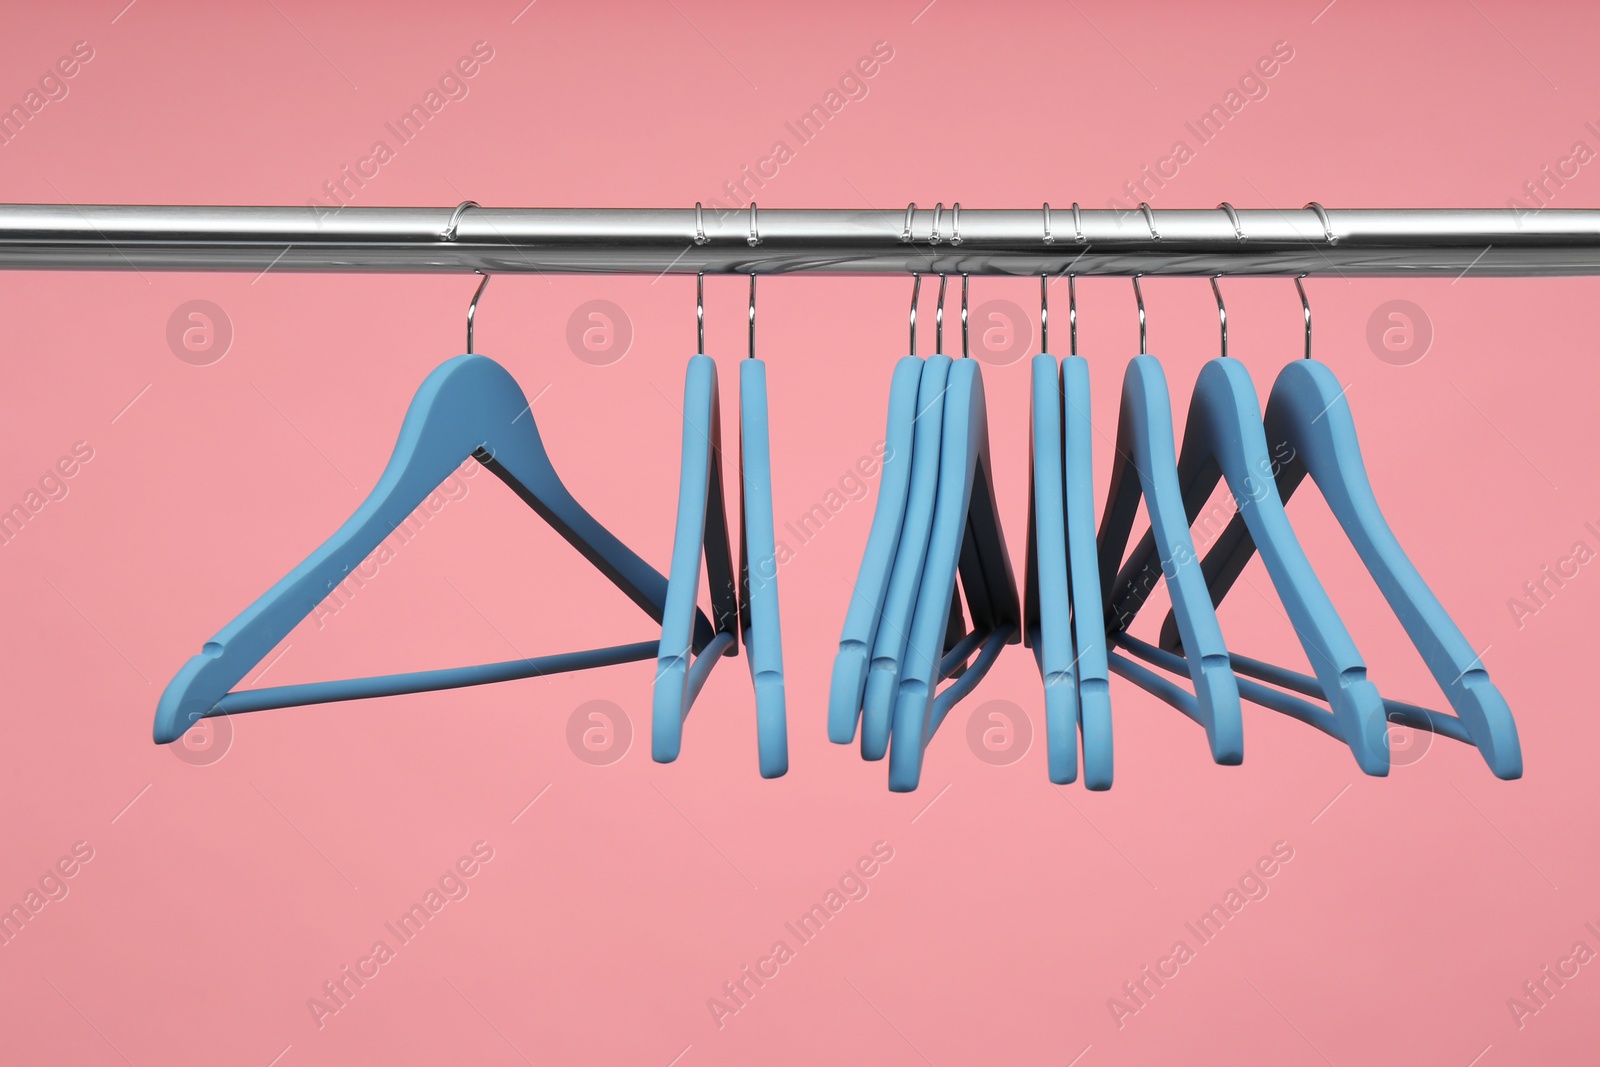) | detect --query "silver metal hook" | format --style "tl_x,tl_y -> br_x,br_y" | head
1295,274 -> 1312,360
1139,202 -> 1160,240
441,200 -> 479,242
1218,201 -> 1243,241
1132,273 -> 1146,352
901,203 -> 917,243
960,273 -> 970,357
1040,274 -> 1049,353
930,203 -> 944,246
1072,202 -> 1085,244
748,273 -> 757,359
748,201 -> 761,247
950,202 -> 963,246
1305,202 -> 1337,245
1211,275 -> 1228,360
694,202 -> 709,246
465,270 -> 491,354
909,272 -> 921,354
696,271 -> 705,353
1068,273 -> 1078,357
936,273 -> 948,351
1043,203 -> 1054,245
